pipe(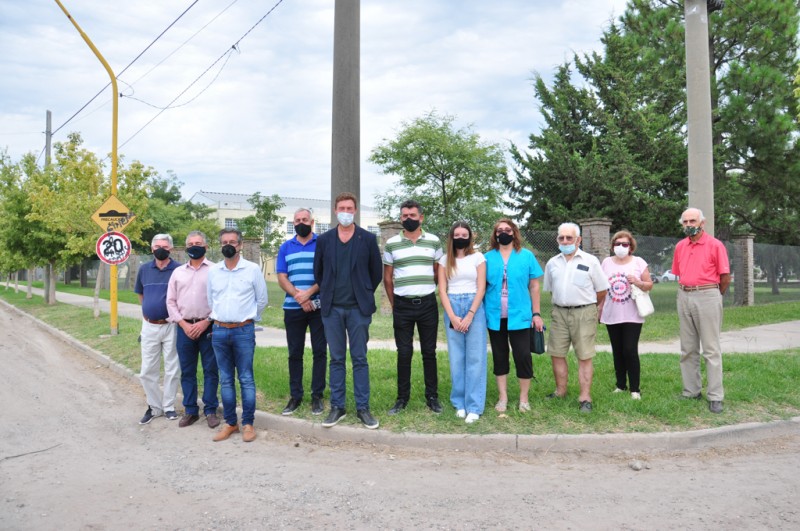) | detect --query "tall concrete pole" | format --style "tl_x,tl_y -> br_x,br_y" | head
44,110 -> 53,304
684,0 -> 715,235
331,0 -> 360,225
